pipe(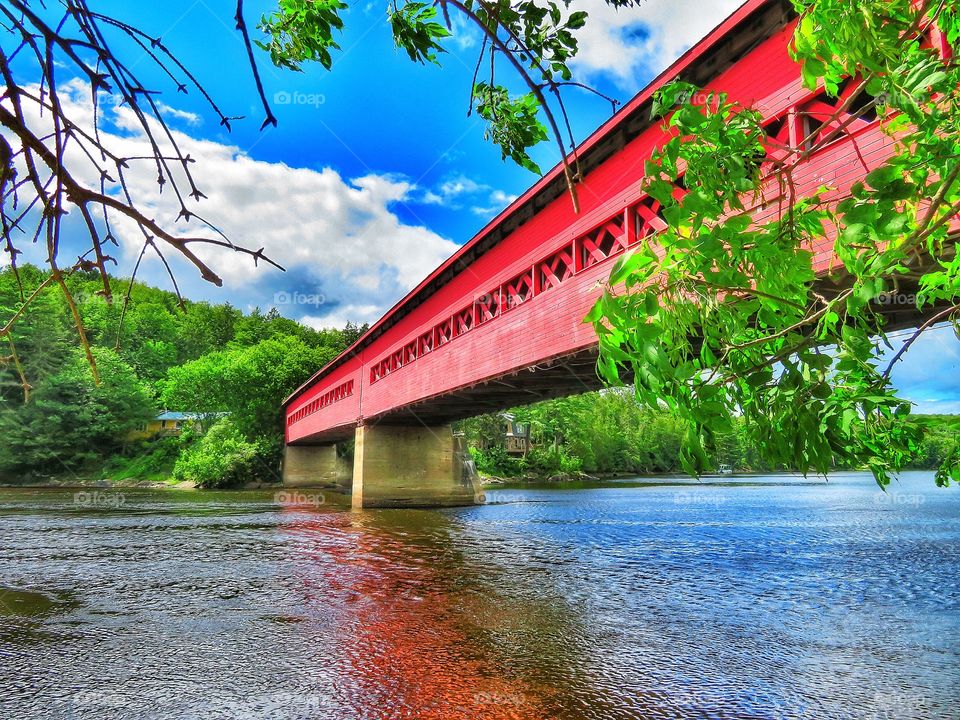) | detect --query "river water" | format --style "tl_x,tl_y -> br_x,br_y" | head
0,472 -> 957,720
